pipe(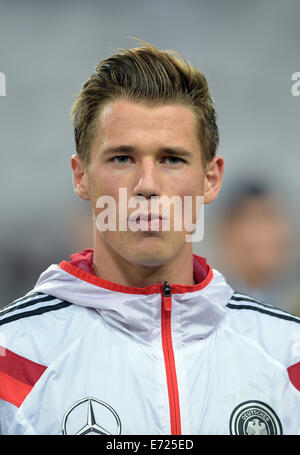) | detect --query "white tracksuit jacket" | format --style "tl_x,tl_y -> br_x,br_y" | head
0,249 -> 299,435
